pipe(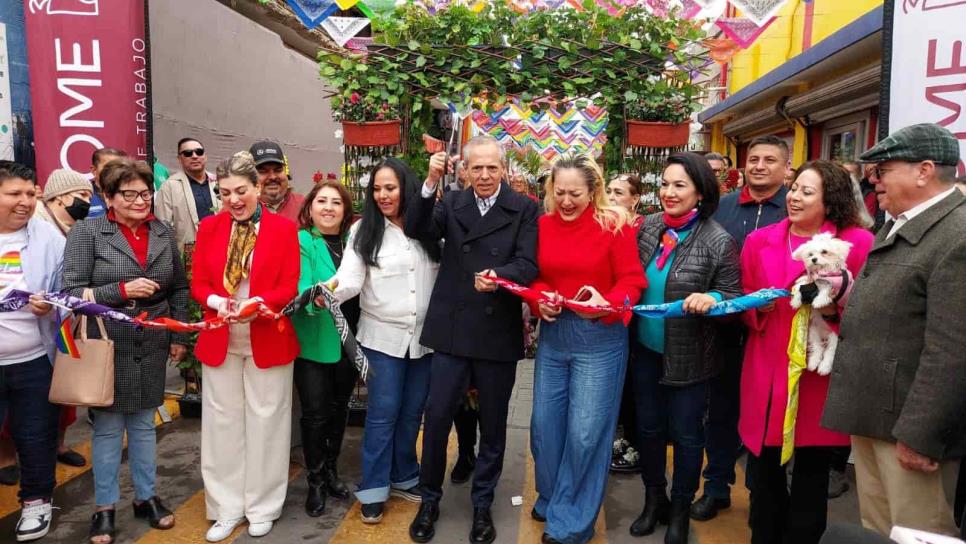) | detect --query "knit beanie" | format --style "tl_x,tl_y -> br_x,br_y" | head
44,169 -> 91,201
